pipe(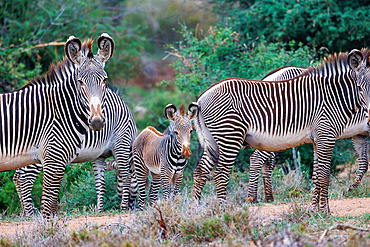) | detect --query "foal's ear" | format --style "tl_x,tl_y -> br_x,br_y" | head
348,49 -> 364,72
65,36 -> 82,65
164,104 -> 177,121
187,102 -> 199,119
97,33 -> 115,64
